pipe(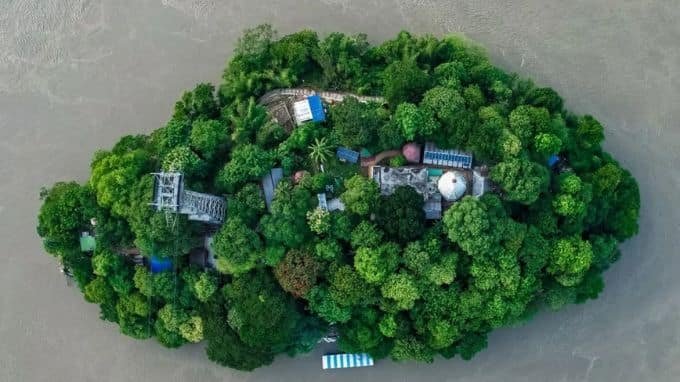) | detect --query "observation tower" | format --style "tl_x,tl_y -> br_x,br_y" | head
150,172 -> 225,225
